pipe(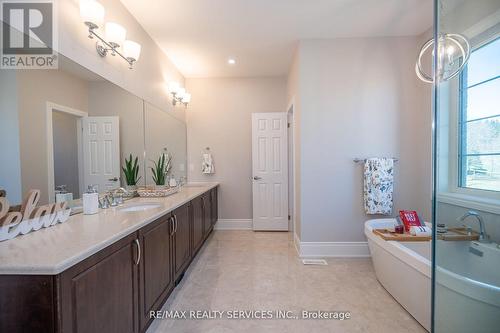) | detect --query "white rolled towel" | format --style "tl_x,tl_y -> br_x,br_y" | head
410,226 -> 431,237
